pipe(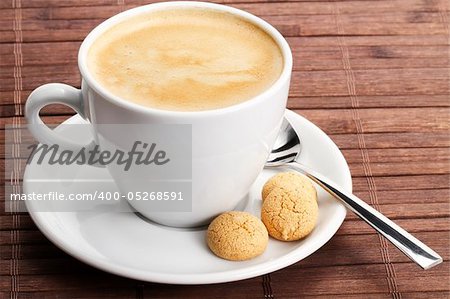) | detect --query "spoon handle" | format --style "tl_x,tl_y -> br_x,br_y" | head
287,161 -> 443,270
